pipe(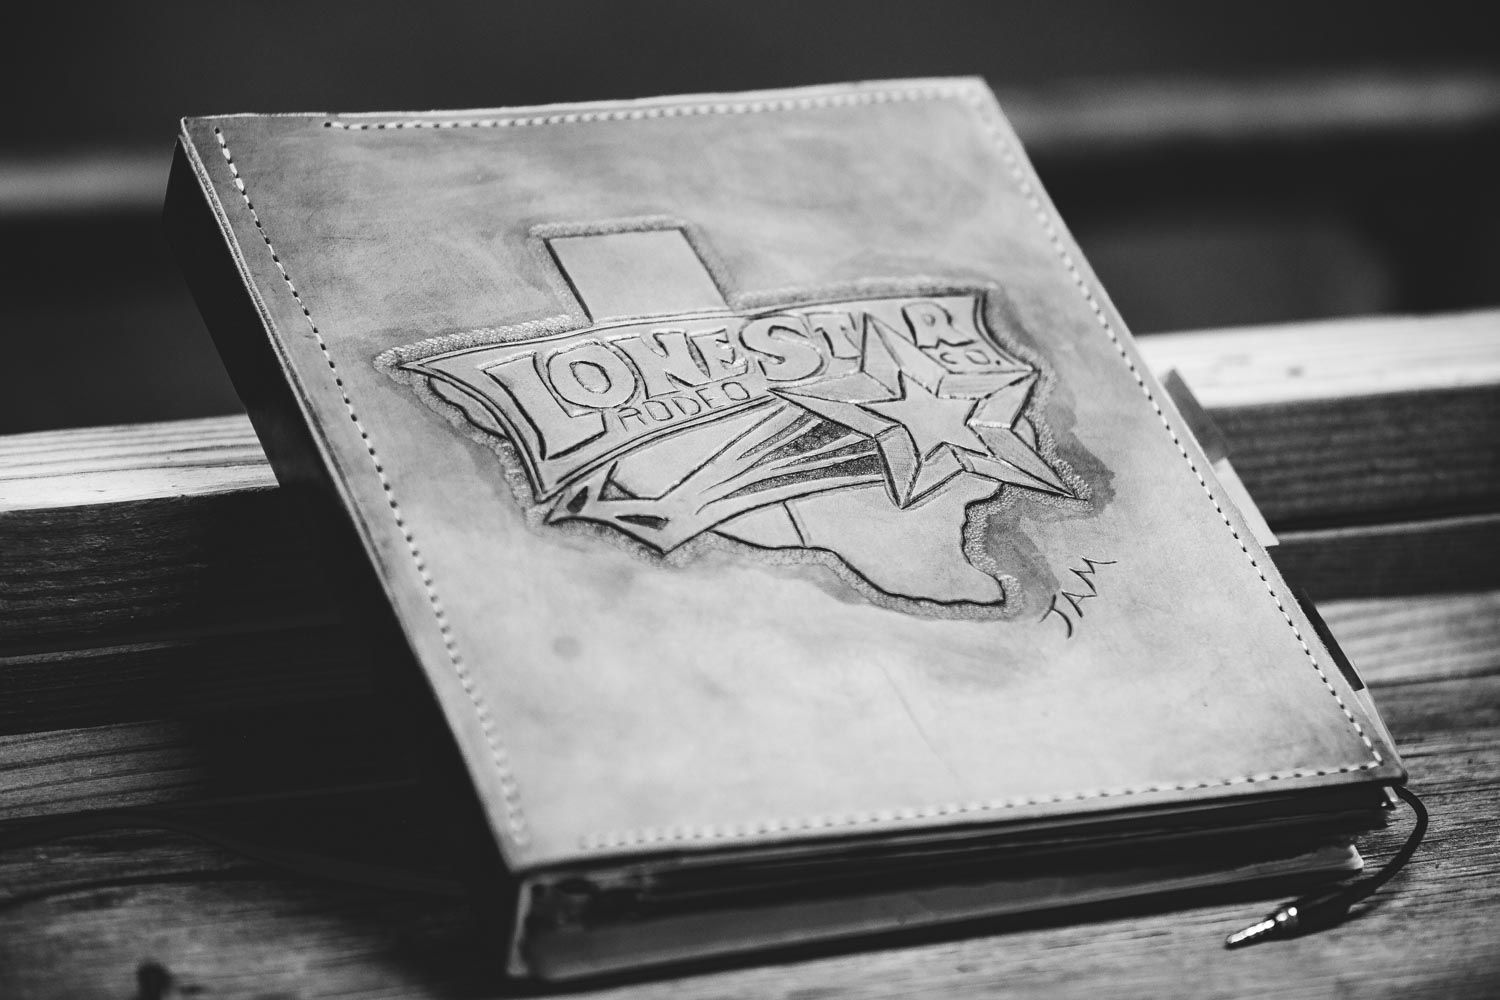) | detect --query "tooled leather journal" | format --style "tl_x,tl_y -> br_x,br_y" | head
165,79 -> 1404,980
